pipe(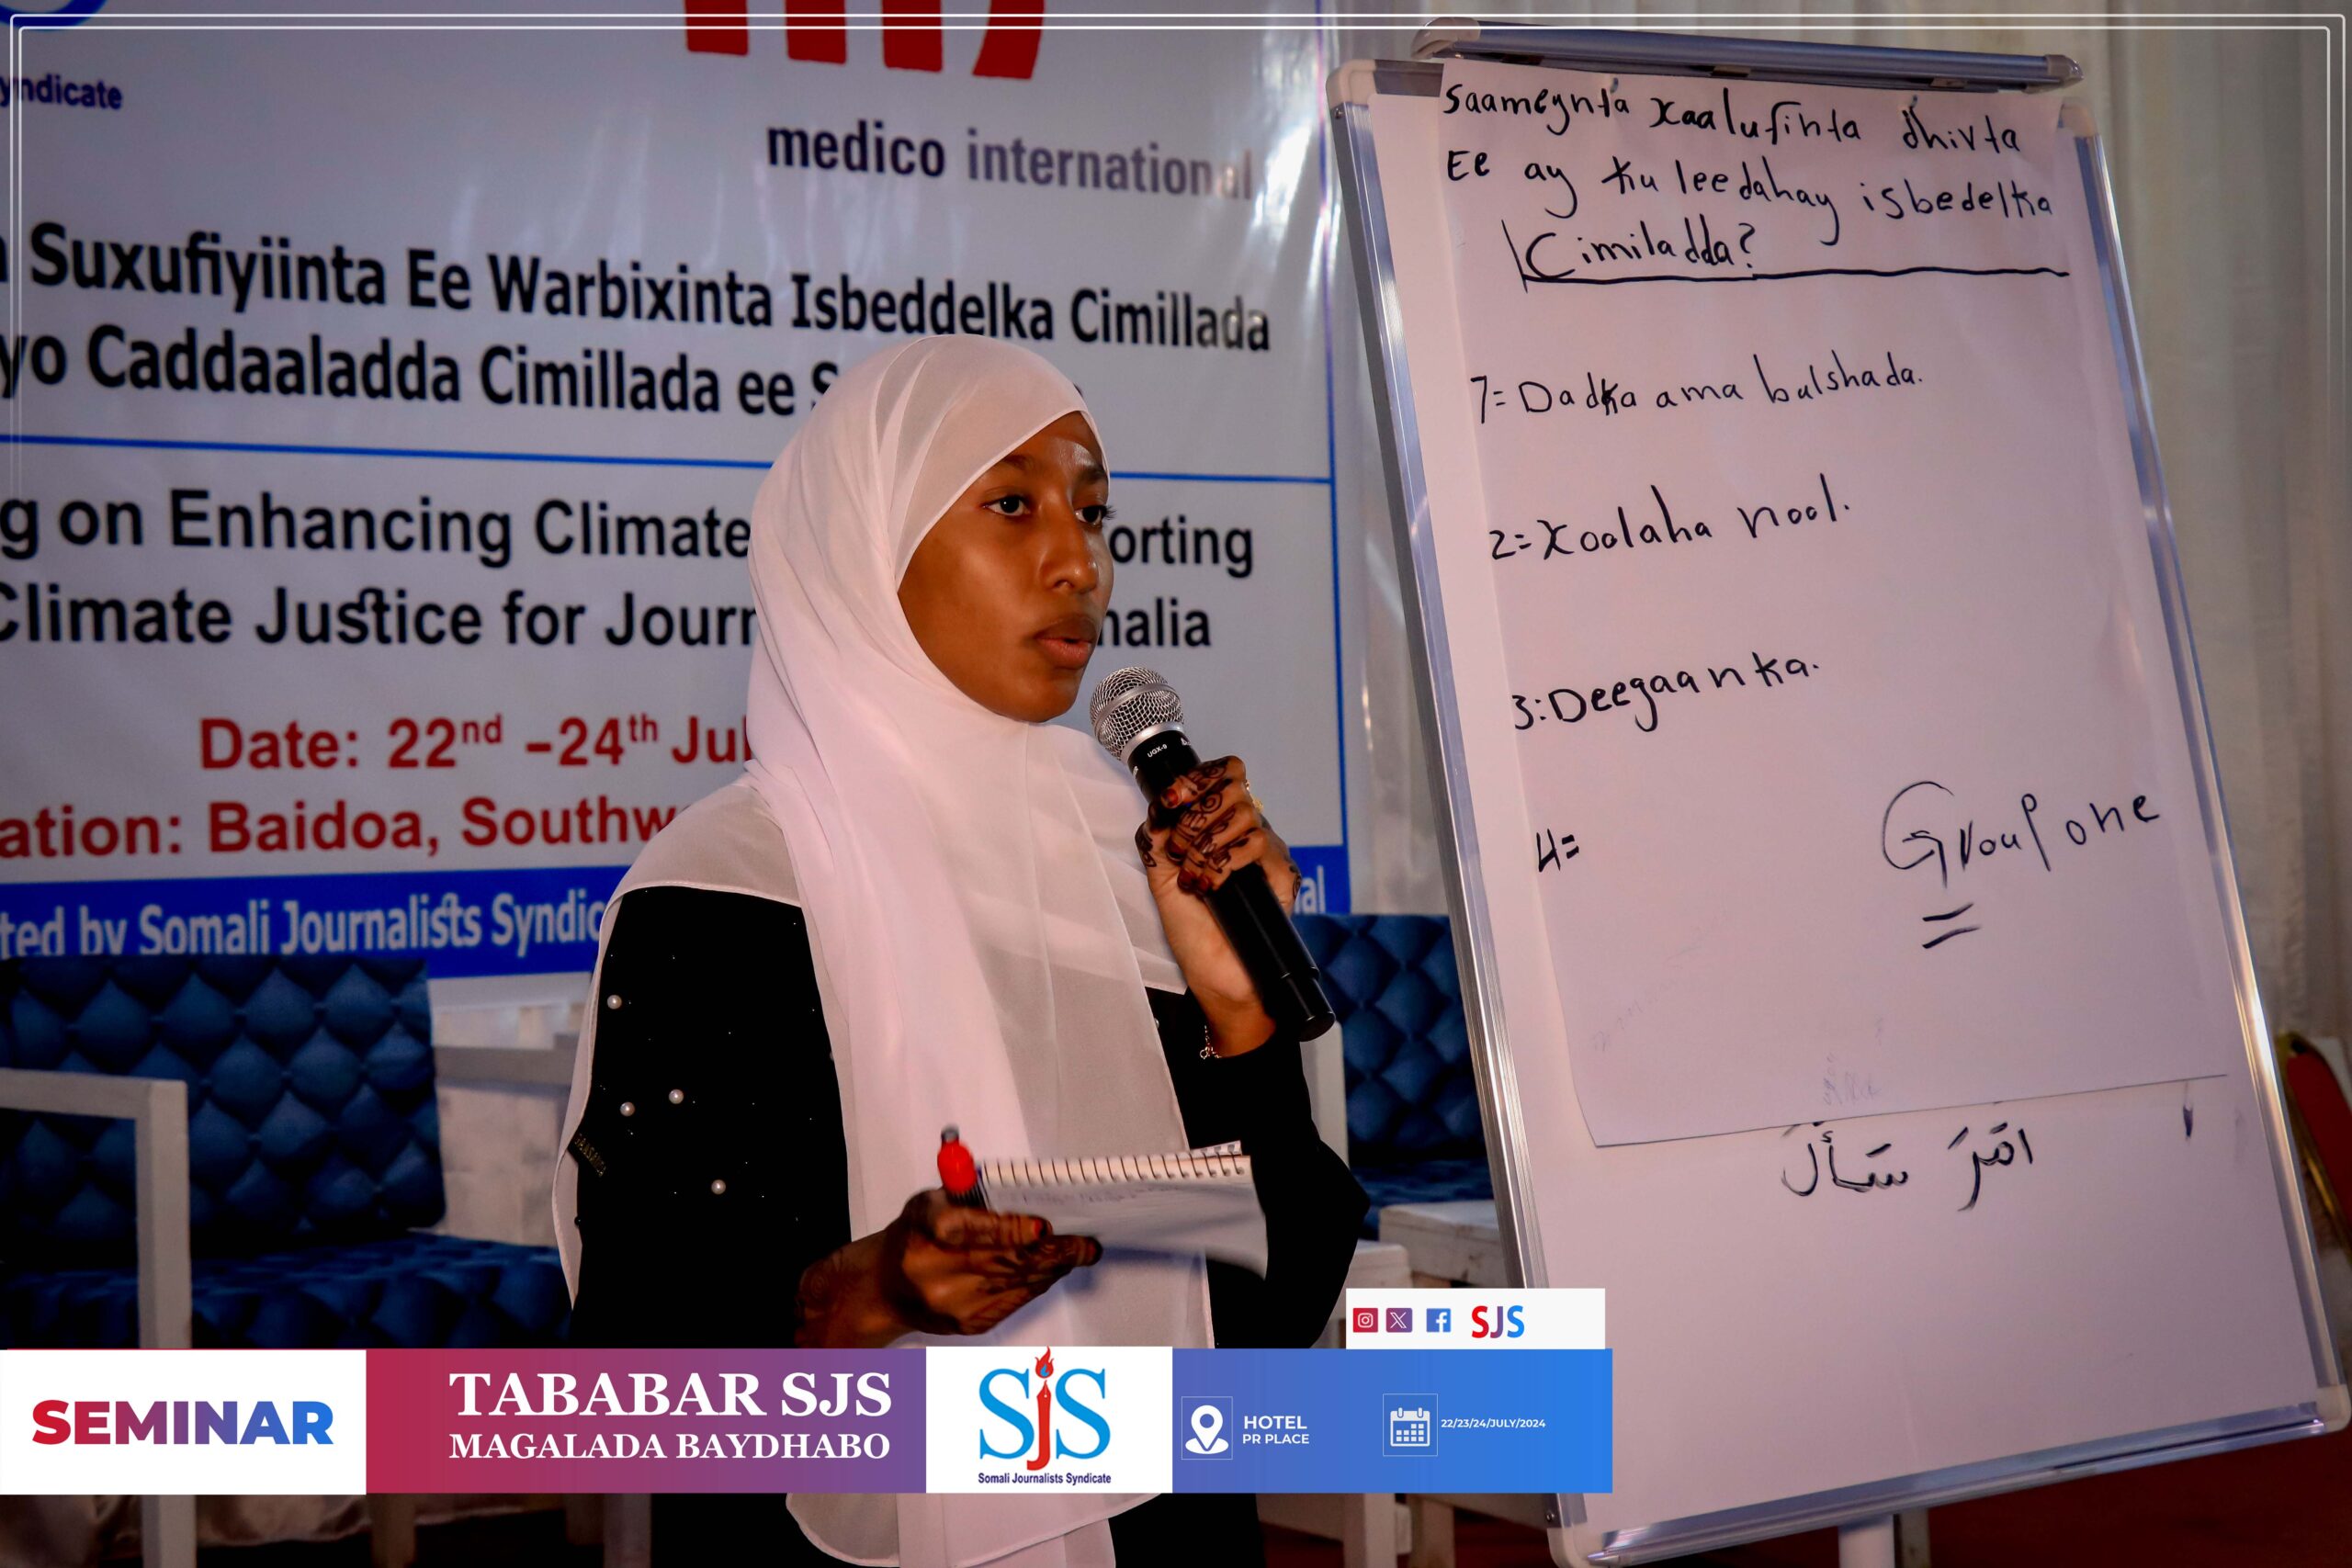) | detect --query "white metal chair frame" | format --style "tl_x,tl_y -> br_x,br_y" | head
0,1045 -> 650,1568
0,1067 -> 198,1568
